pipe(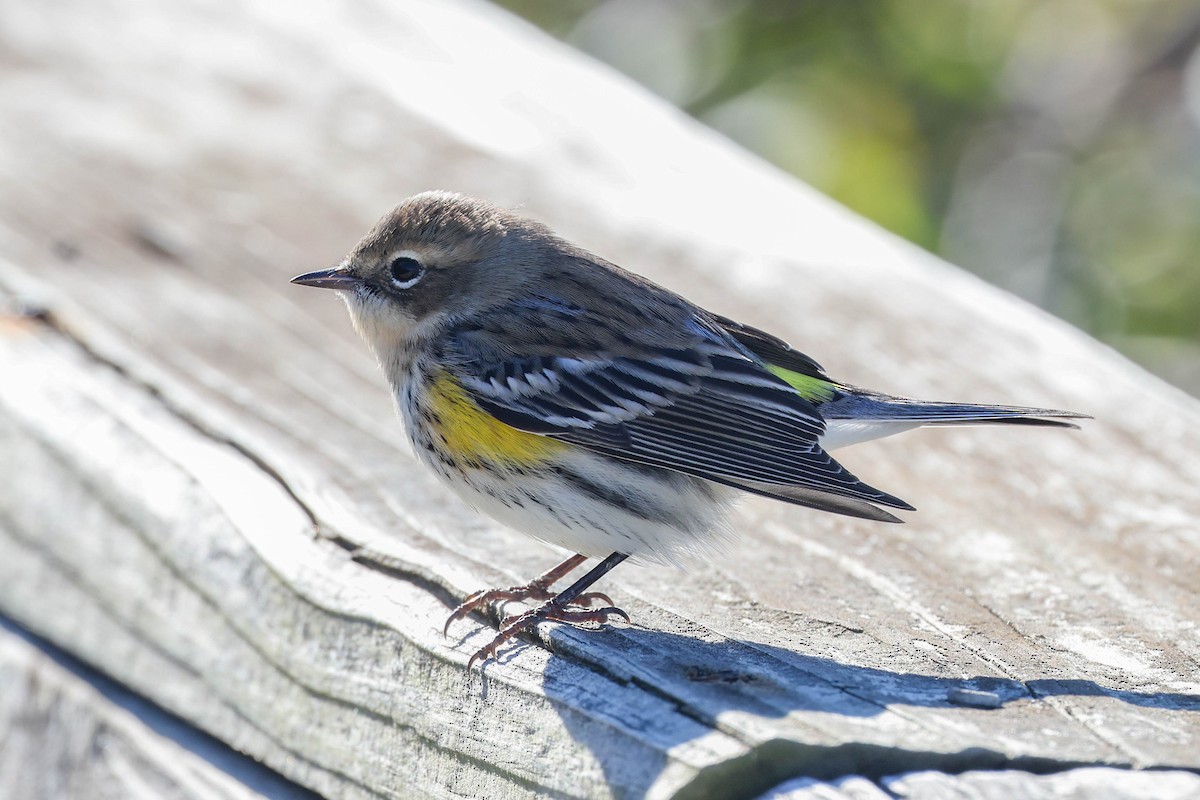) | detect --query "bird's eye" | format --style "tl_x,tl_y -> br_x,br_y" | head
388,256 -> 425,289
